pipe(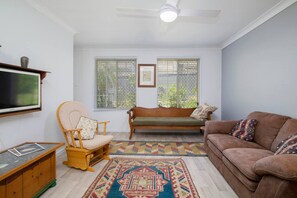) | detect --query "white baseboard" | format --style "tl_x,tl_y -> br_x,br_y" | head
56,146 -> 66,156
